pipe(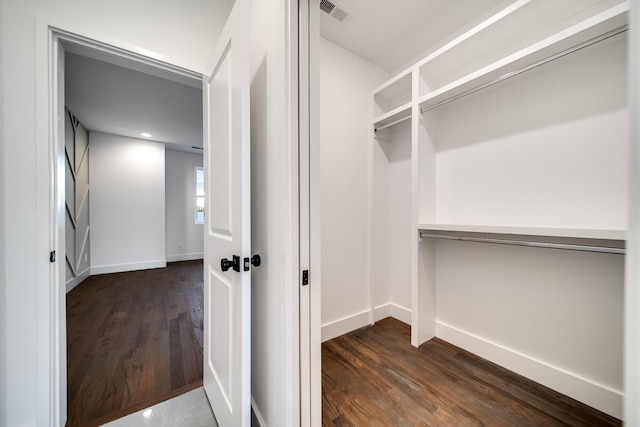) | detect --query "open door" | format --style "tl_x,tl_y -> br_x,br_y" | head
202,0 -> 251,425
